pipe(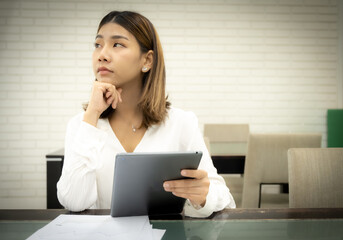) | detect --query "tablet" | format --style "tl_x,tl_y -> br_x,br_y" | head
110,151 -> 202,217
